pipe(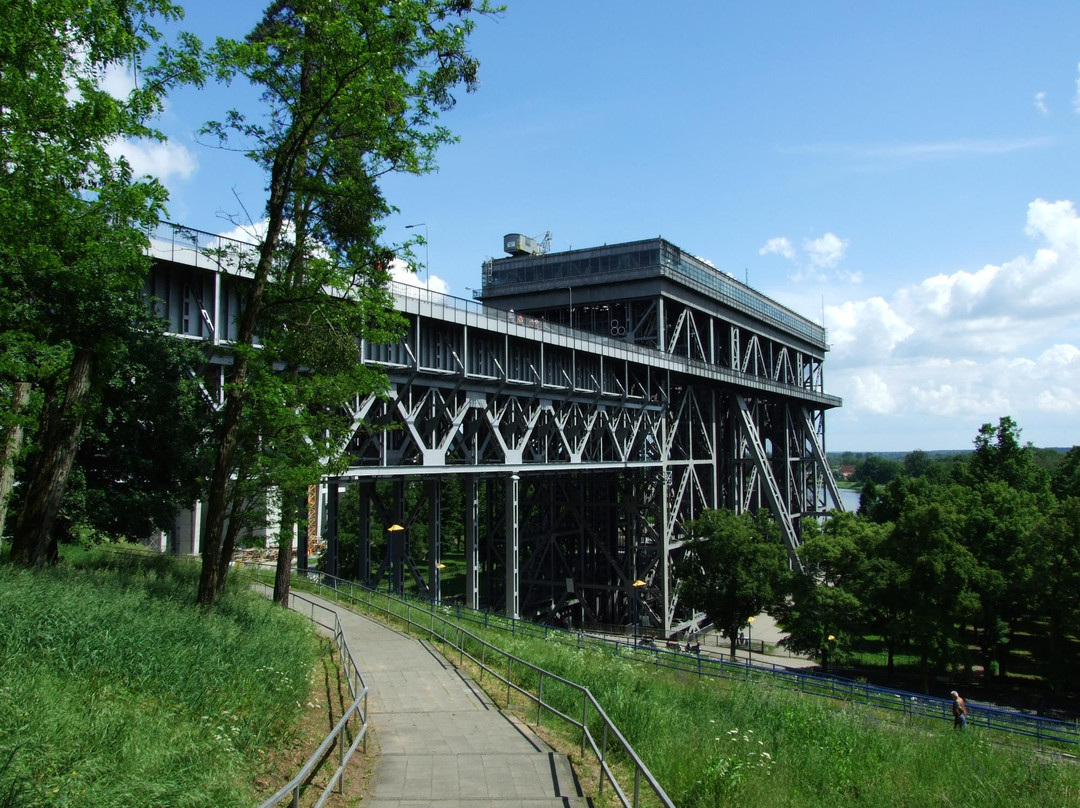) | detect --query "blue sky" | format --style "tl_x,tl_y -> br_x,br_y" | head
123,1 -> 1080,452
